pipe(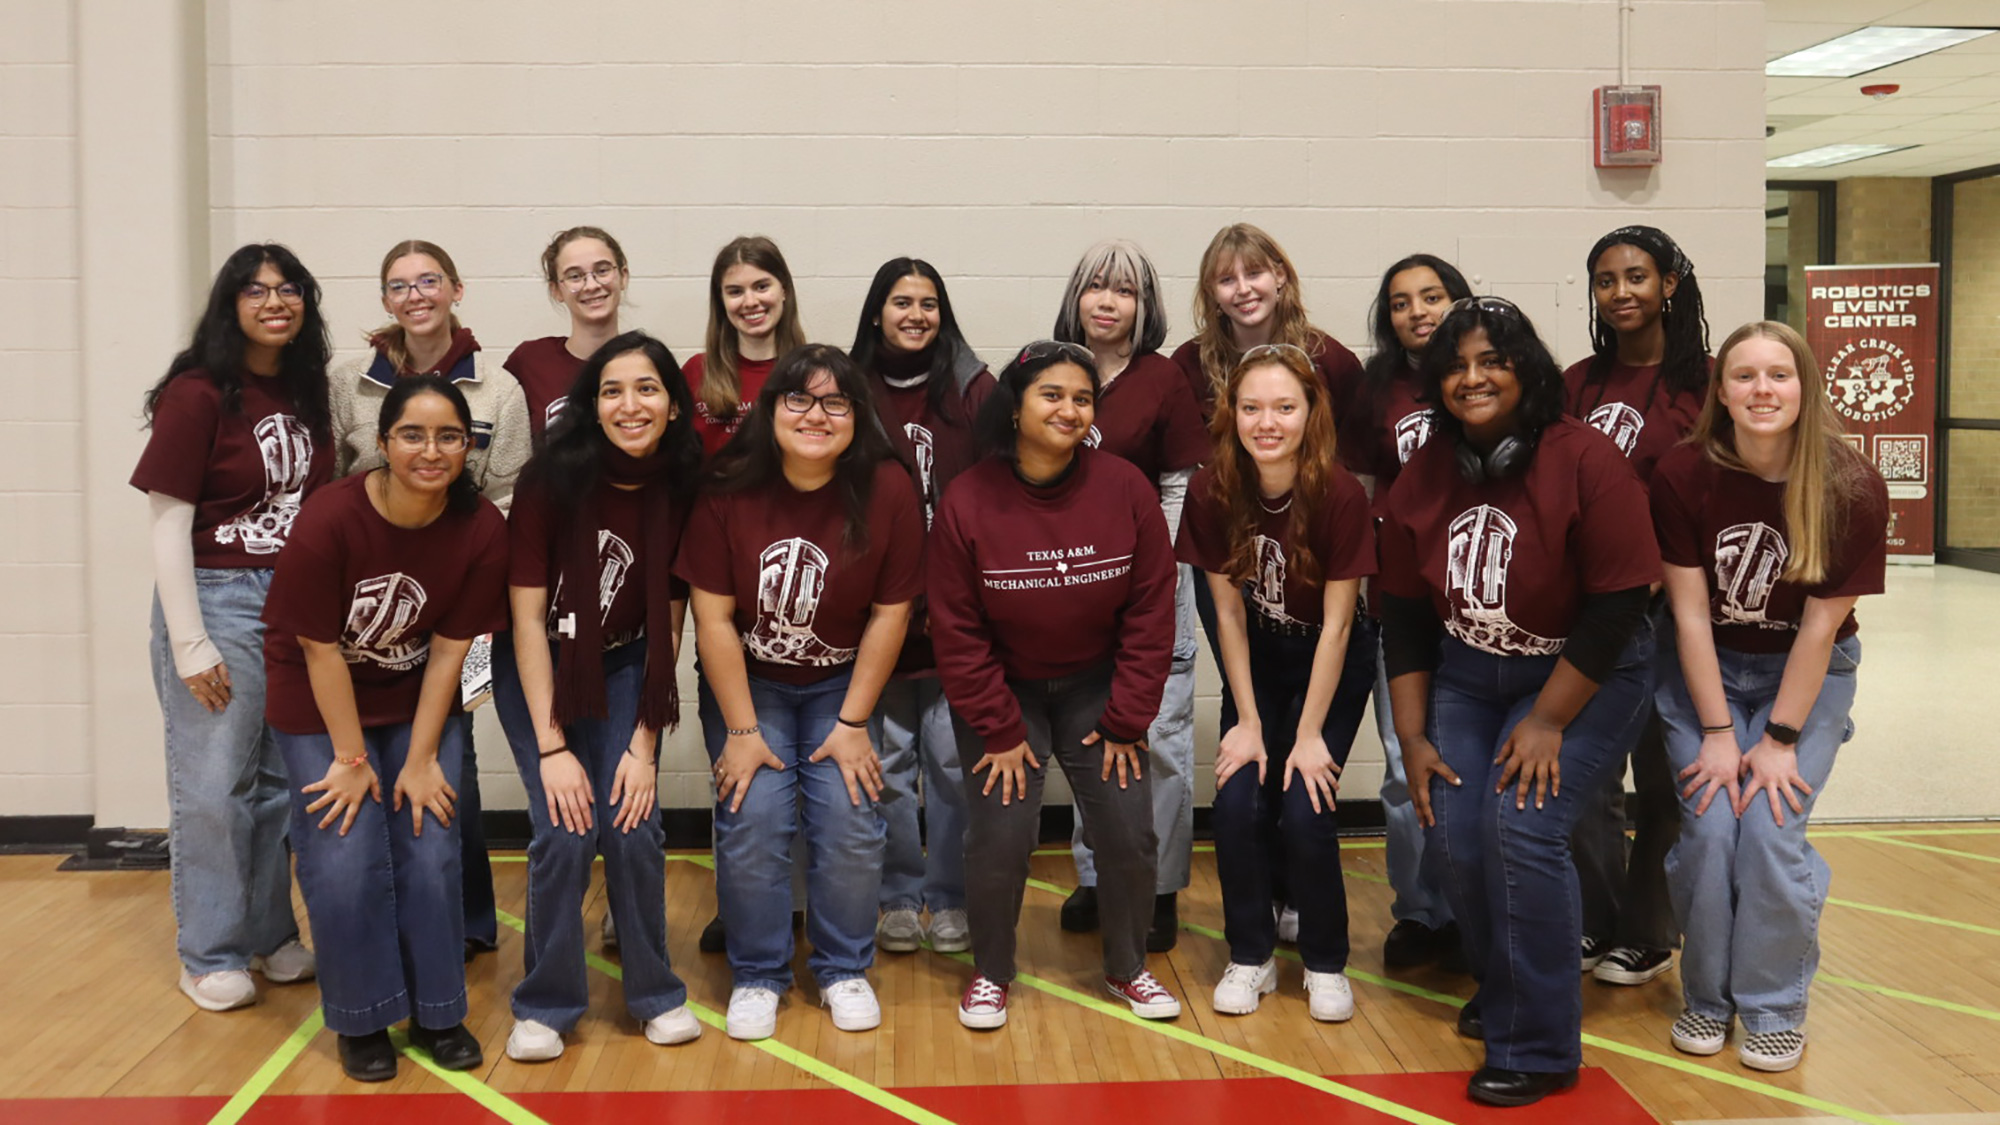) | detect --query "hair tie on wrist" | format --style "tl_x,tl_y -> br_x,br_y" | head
1700,723 -> 1733,735
836,716 -> 867,730
539,746 -> 570,759
726,724 -> 760,738
623,747 -> 655,765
